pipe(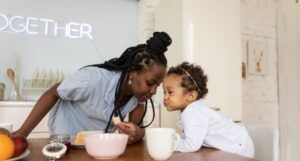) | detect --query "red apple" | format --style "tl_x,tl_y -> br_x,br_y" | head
9,134 -> 28,157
